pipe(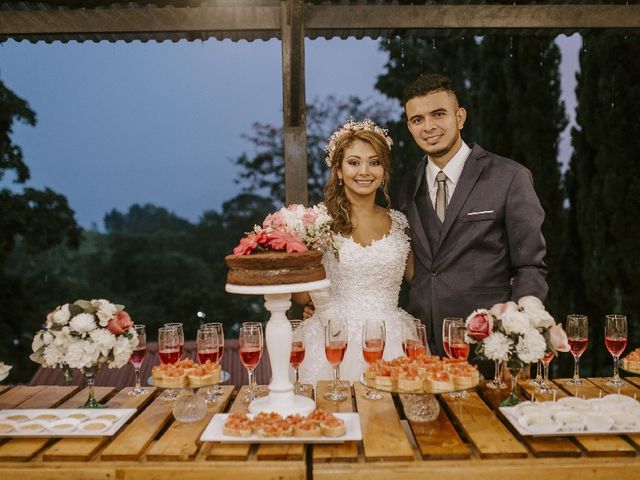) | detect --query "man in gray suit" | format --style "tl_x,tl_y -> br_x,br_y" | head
395,73 -> 548,359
